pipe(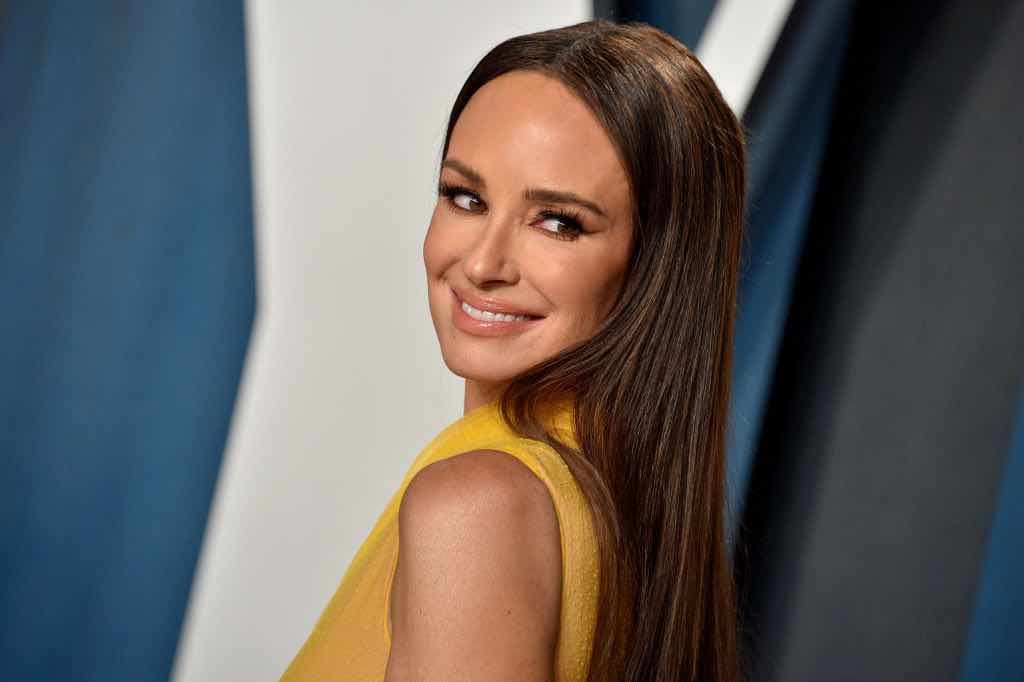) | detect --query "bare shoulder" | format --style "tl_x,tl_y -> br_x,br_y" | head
402,448 -> 559,530
385,449 -> 562,681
